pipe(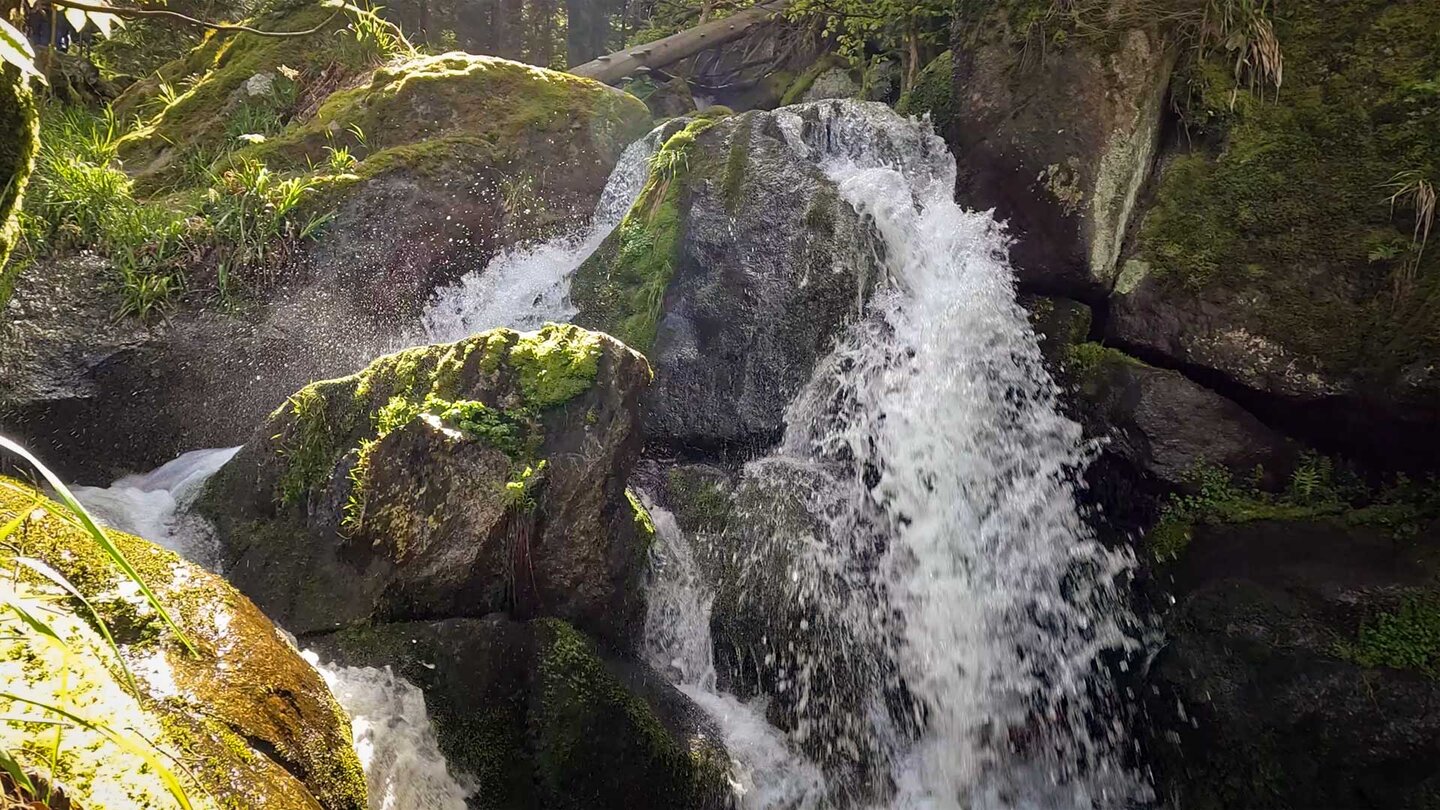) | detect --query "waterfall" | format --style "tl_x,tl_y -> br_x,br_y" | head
639,100 -> 1150,809
72,456 -> 474,810
641,496 -> 829,809
421,129 -> 664,341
